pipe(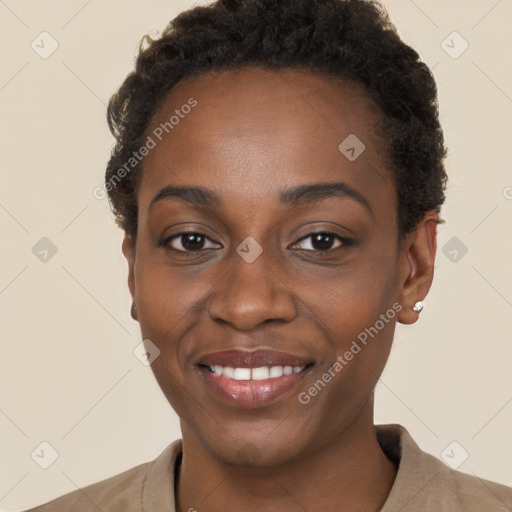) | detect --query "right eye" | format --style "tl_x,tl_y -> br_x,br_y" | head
161,232 -> 222,253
